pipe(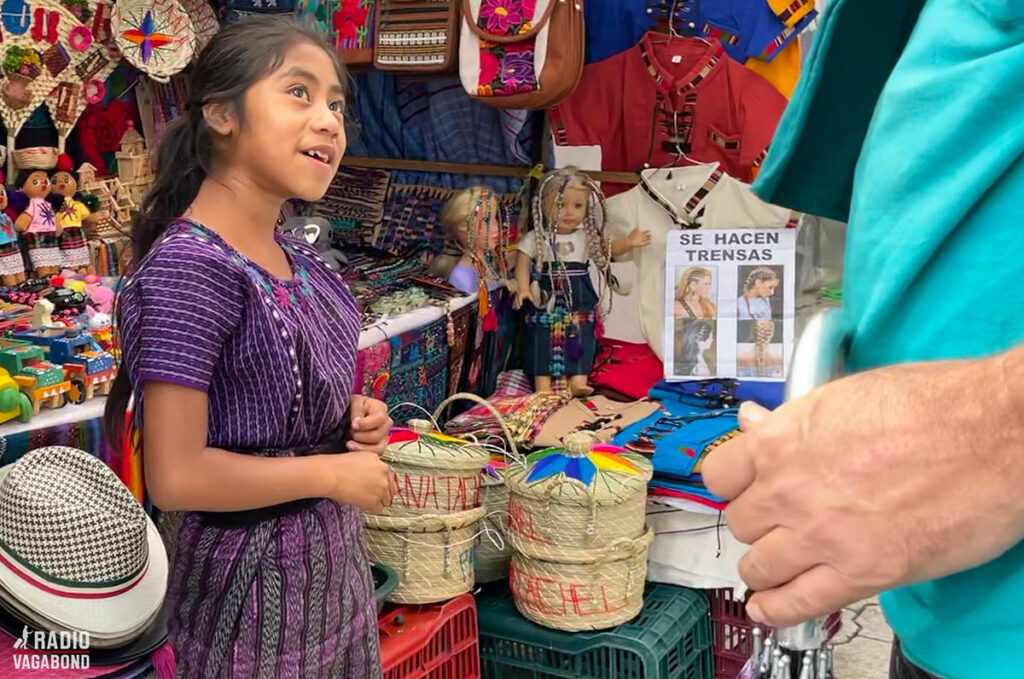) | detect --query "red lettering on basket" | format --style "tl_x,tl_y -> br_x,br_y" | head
393,473 -> 440,511
508,502 -> 553,544
512,570 -> 629,618
437,475 -> 483,511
